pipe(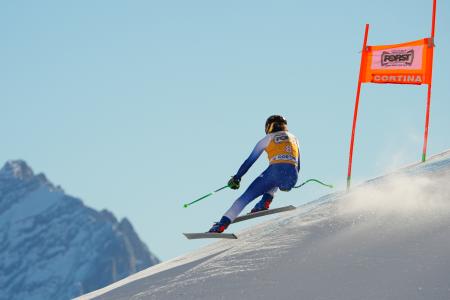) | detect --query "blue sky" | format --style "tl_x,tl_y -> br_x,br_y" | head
1,0 -> 448,260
